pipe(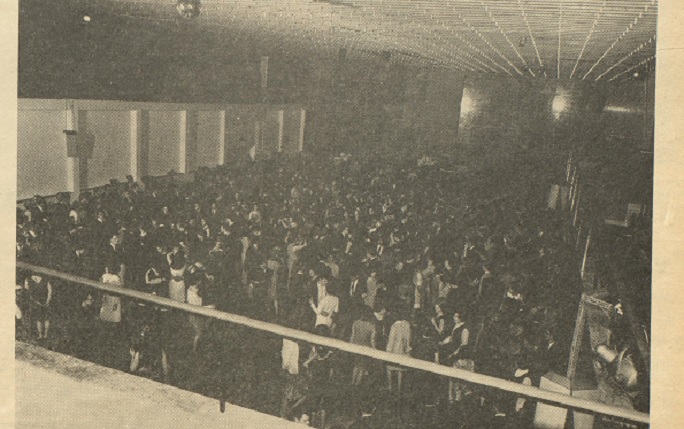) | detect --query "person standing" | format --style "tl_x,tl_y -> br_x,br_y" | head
302,325 -> 335,428
349,314 -> 377,387
25,272 -> 53,340
385,309 -> 412,392
309,275 -> 339,331
100,264 -> 124,323
266,246 -> 284,317
167,248 -> 187,302
439,311 -> 474,403
129,304 -> 170,383
287,238 -> 307,292
186,272 -> 205,353
99,263 -> 125,369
